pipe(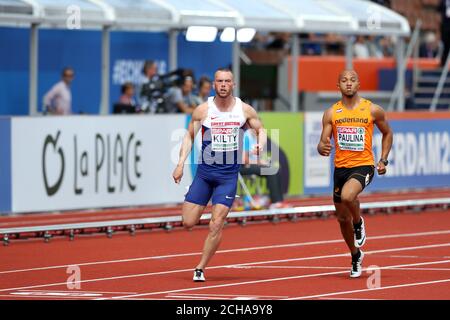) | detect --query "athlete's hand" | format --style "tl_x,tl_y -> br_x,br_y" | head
172,165 -> 184,184
376,161 -> 387,175
318,137 -> 332,156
